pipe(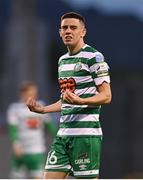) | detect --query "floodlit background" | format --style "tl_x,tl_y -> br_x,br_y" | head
0,0 -> 143,178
